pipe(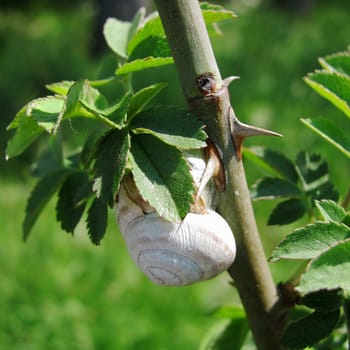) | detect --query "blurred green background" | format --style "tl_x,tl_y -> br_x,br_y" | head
1,0 -> 349,349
